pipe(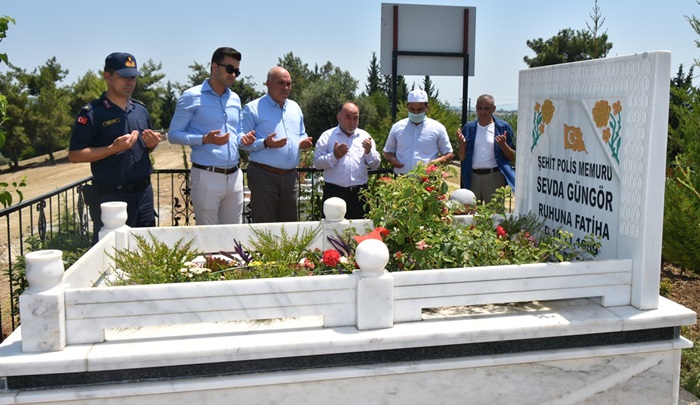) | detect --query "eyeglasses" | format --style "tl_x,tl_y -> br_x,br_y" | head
214,62 -> 241,76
